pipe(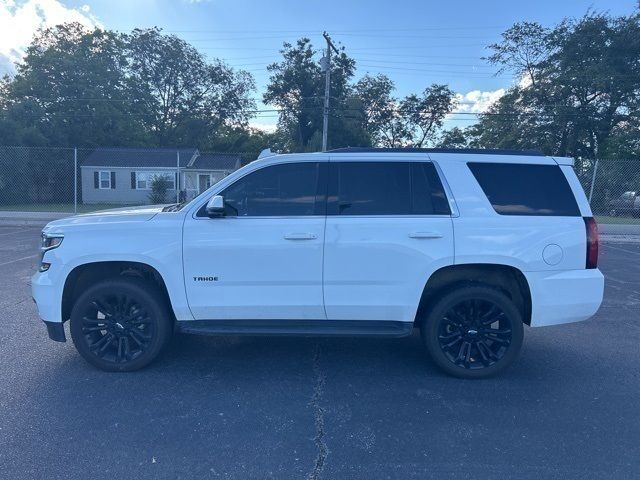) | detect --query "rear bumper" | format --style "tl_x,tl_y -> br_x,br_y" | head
525,269 -> 604,327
